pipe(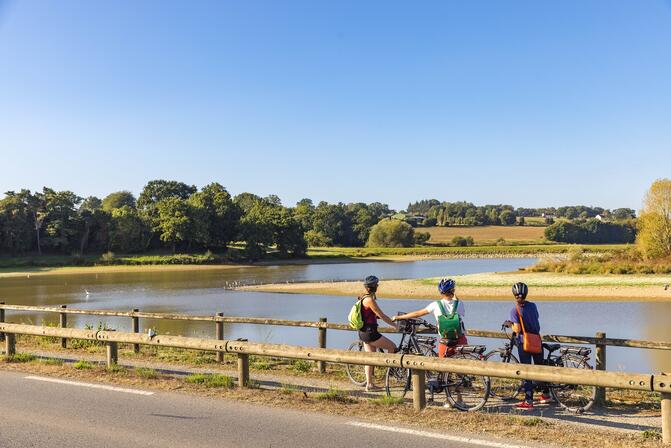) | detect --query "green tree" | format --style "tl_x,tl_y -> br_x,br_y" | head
637,179 -> 671,259
0,193 -> 34,254
188,183 -> 241,250
138,180 -> 197,248
312,202 -> 355,246
366,219 -> 415,248
109,206 -> 146,253
499,210 -> 517,226
102,191 -> 136,211
155,197 -> 192,253
293,199 -> 315,233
